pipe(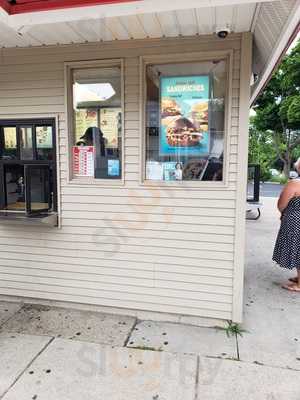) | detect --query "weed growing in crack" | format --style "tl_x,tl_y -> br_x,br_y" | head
216,321 -> 247,338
